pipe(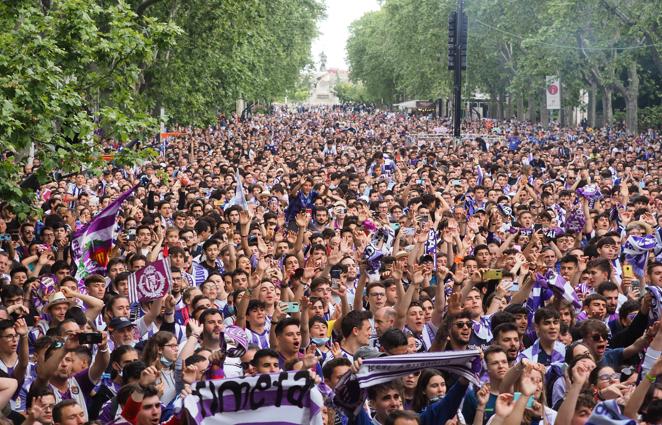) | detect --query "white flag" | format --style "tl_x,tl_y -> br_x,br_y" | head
546,76 -> 561,110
